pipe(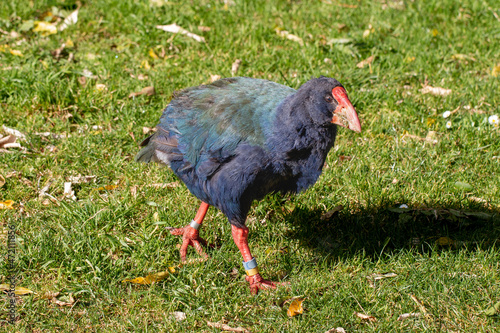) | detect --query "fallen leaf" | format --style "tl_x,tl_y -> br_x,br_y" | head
325,328 -> 346,333
148,48 -> 159,59
0,175 -> 5,187
0,284 -> 34,295
321,205 -> 343,220
275,28 -> 304,46
354,311 -> 377,322
0,135 -> 21,150
172,311 -> 186,321
437,236 -> 454,246
141,60 -> 151,69
9,49 -> 23,57
206,321 -> 251,333
52,293 -> 75,306
33,21 -> 57,36
369,272 -> 397,281
397,312 -> 421,321
420,85 -> 451,97
210,74 -> 222,82
128,86 -> 155,98
59,9 -> 78,31
122,268 -> 177,284
339,155 -> 352,162
97,185 -> 118,191
492,64 -> 500,77
0,200 -> 14,209
484,301 -> 500,316
2,125 -> 26,140
156,23 -> 206,43
64,182 -> 76,201
287,297 -> 305,317
231,59 -> 242,76
95,83 -> 107,91
356,55 -> 375,68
